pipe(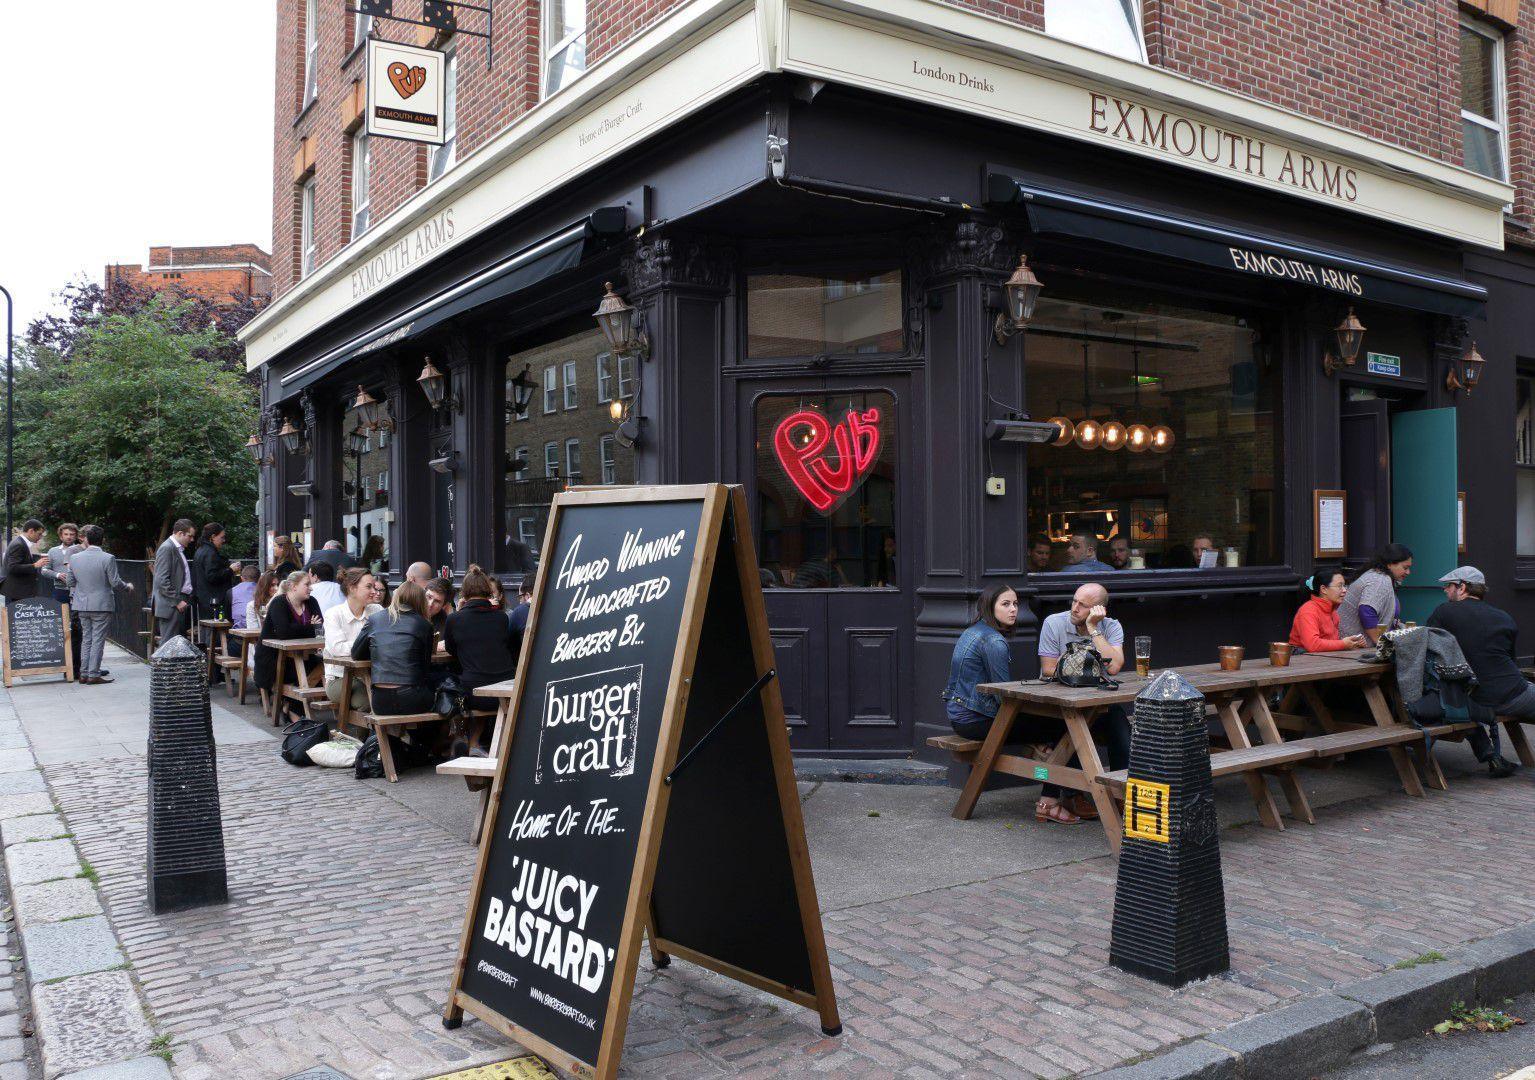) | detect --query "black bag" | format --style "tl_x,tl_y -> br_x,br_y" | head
280,717 -> 329,766
354,733 -> 386,779
1053,640 -> 1119,690
435,675 -> 467,719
